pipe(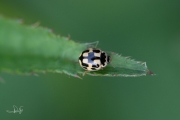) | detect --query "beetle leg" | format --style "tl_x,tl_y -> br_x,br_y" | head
83,71 -> 90,76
